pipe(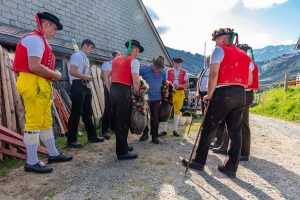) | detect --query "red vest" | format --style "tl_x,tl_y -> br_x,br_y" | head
111,55 -> 134,85
248,60 -> 259,90
13,30 -> 56,80
167,68 -> 187,90
217,45 -> 250,87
